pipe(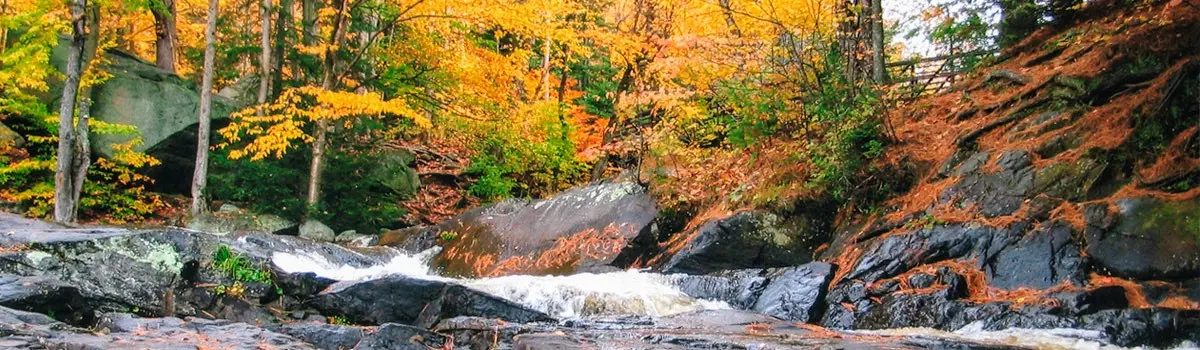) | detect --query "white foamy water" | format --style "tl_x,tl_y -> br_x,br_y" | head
271,249 -> 727,318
